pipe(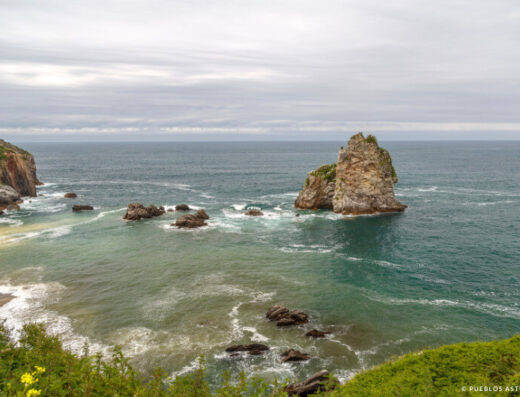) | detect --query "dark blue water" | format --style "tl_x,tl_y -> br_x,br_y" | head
1,141 -> 519,383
